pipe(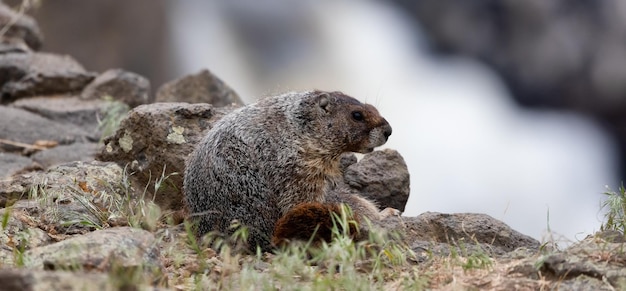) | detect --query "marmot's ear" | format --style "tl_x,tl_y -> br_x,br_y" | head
318,92 -> 331,113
